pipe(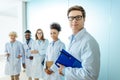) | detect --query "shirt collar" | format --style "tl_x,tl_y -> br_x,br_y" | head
26,38 -> 33,44
69,28 -> 86,41
50,39 -> 60,45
